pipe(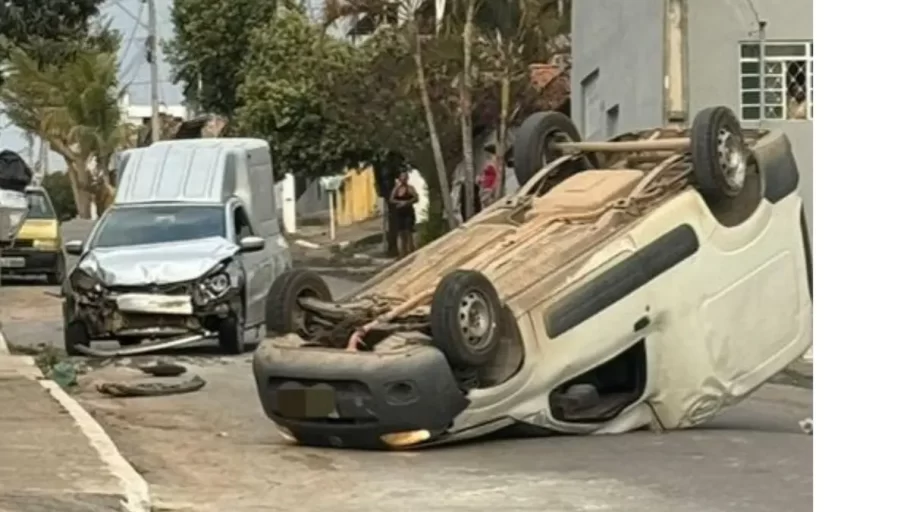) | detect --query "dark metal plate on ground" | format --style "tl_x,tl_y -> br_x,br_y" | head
277,387 -> 336,419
